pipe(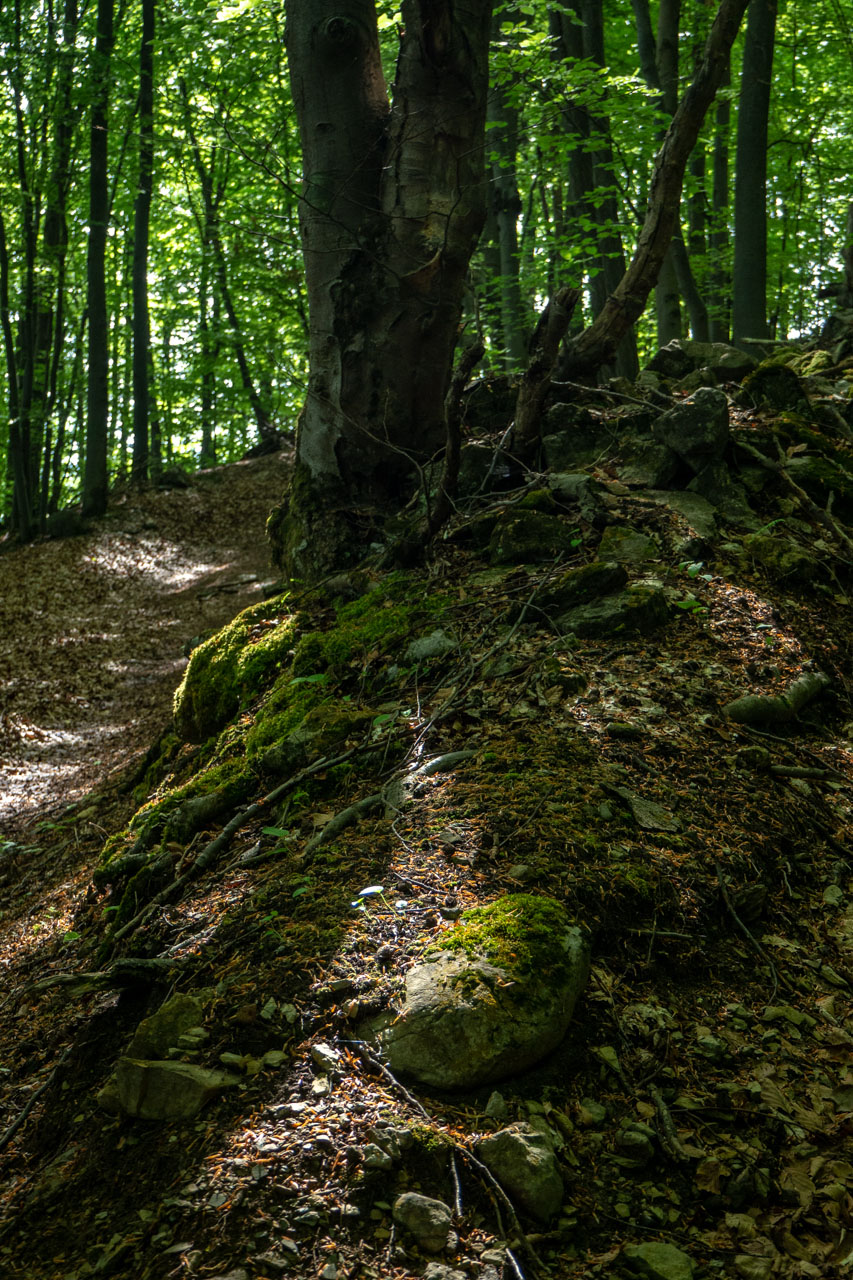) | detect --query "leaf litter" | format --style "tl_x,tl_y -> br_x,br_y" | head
1,433 -> 853,1278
